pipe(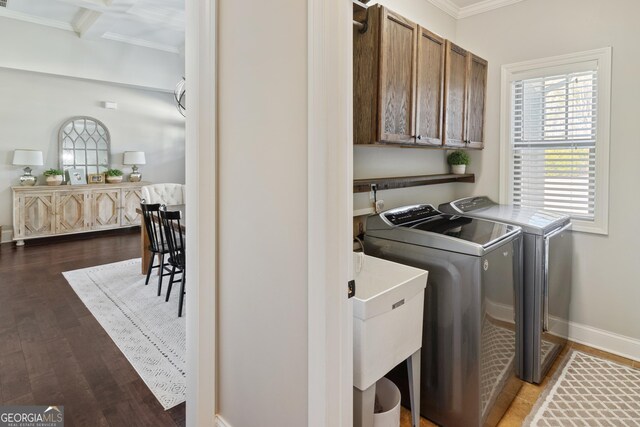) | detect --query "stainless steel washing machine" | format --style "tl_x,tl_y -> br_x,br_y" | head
364,204 -> 523,427
439,196 -> 571,384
